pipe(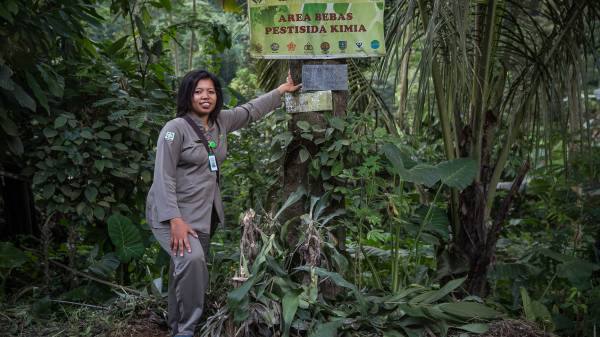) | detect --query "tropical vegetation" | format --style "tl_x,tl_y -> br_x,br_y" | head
0,0 -> 599,336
